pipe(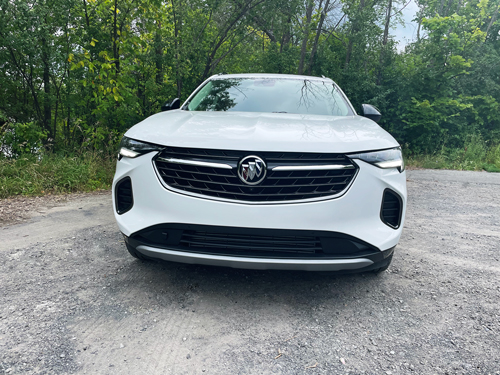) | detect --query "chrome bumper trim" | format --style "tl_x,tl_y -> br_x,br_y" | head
272,164 -> 355,171
136,245 -> 374,271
